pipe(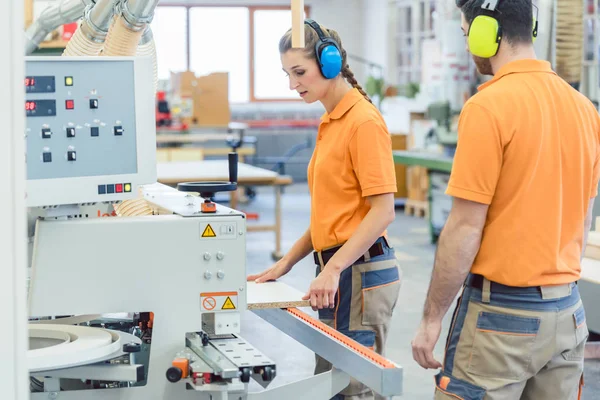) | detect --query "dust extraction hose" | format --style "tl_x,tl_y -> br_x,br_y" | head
62,21 -> 104,56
